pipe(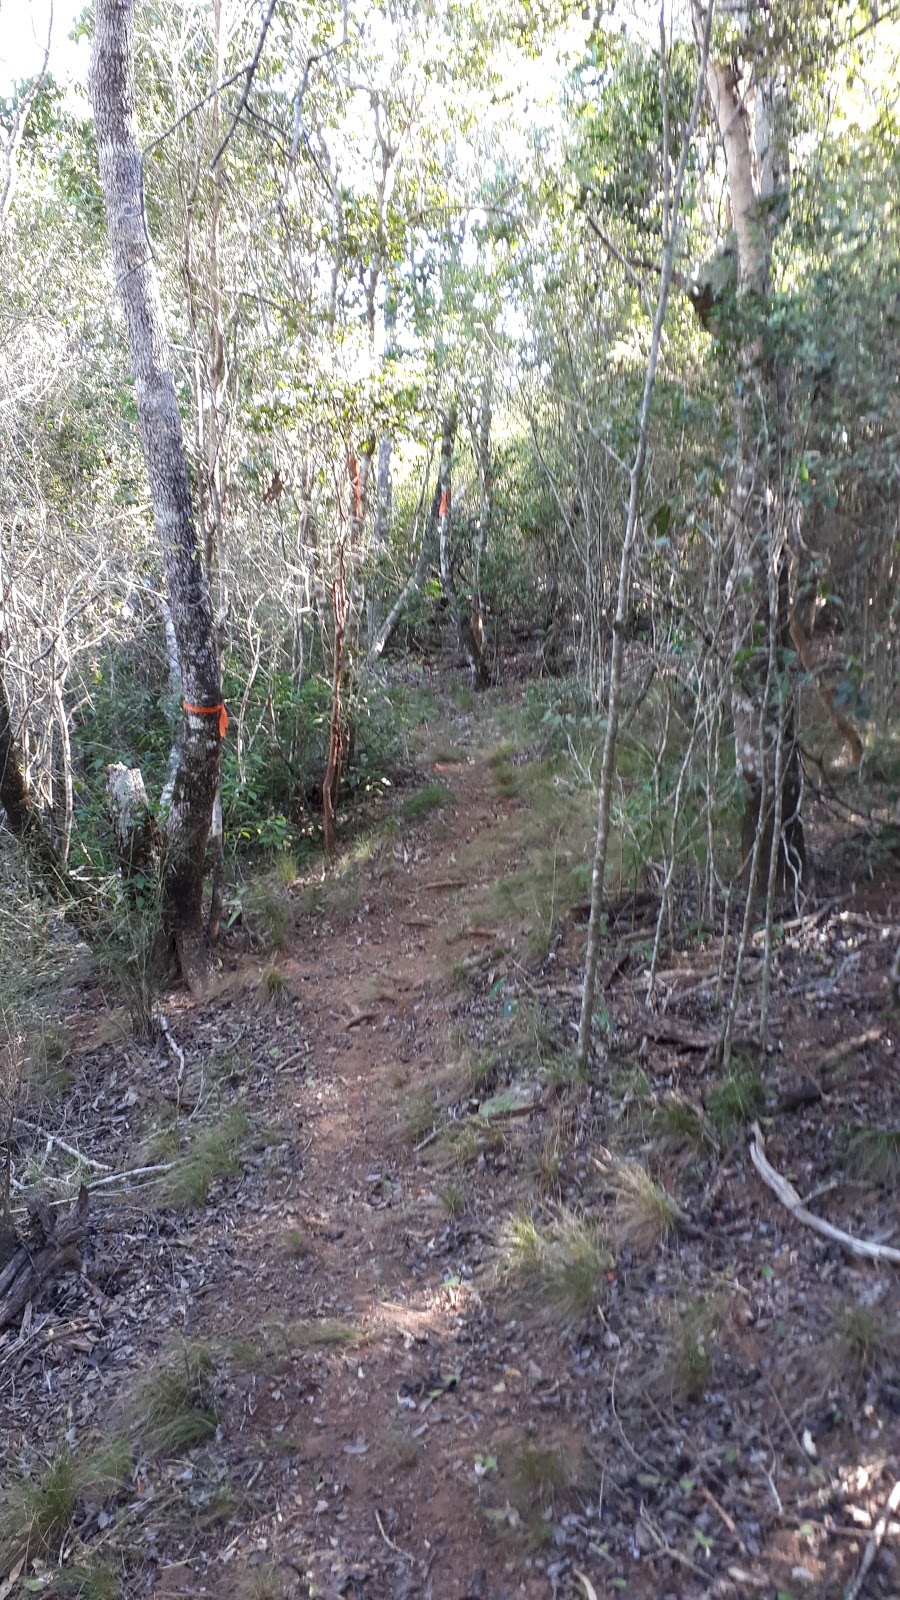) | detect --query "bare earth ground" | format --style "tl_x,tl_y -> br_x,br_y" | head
2,670 -> 899,1600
